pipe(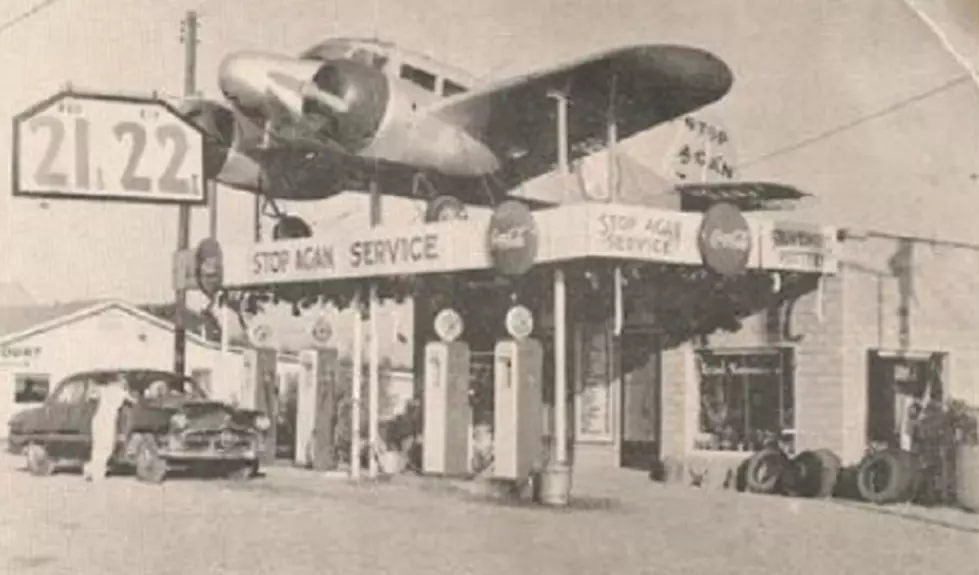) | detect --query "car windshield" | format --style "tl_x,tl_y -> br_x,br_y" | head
126,372 -> 207,401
